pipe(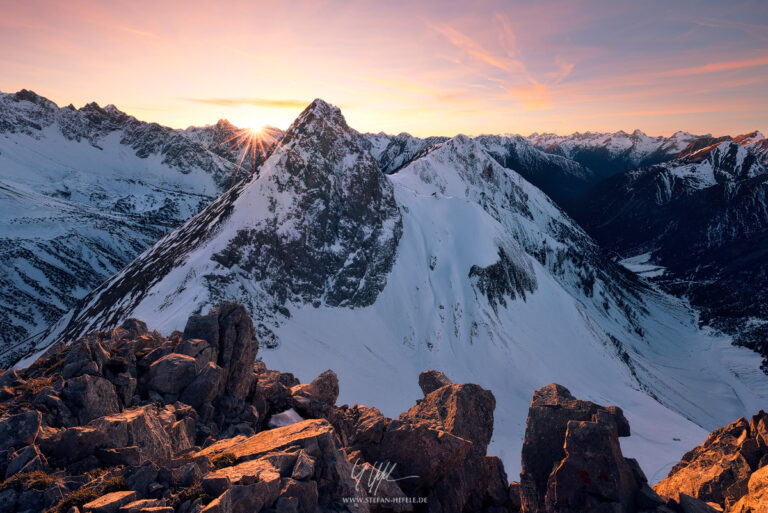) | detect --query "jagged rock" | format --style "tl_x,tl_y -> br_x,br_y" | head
198,419 -> 333,462
117,318 -> 149,340
418,369 -> 452,396
145,353 -> 198,395
124,462 -> 160,496
62,374 -> 120,424
654,415 -> 762,506
278,478 -> 319,512
182,302 -> 259,401
332,403 -> 471,489
89,406 -> 174,462
255,366 -> 299,414
198,419 -> 361,508
0,410 -> 42,451
290,369 -> 339,418
62,335 -> 110,379
119,498 -> 165,512
509,482 -> 522,511
677,493 -> 720,513
180,362 -> 224,408
544,419 -> 640,513
408,382 -> 497,513
5,444 -> 47,477
520,383 -> 630,513
203,481 -> 281,513
83,491 -> 138,513
96,446 -> 142,467
291,450 -> 316,480
39,424 -> 105,464
482,456 -> 513,510
728,465 -> 768,513
176,338 -> 217,368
